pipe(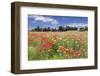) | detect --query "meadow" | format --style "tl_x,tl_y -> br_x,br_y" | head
28,31 -> 88,60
